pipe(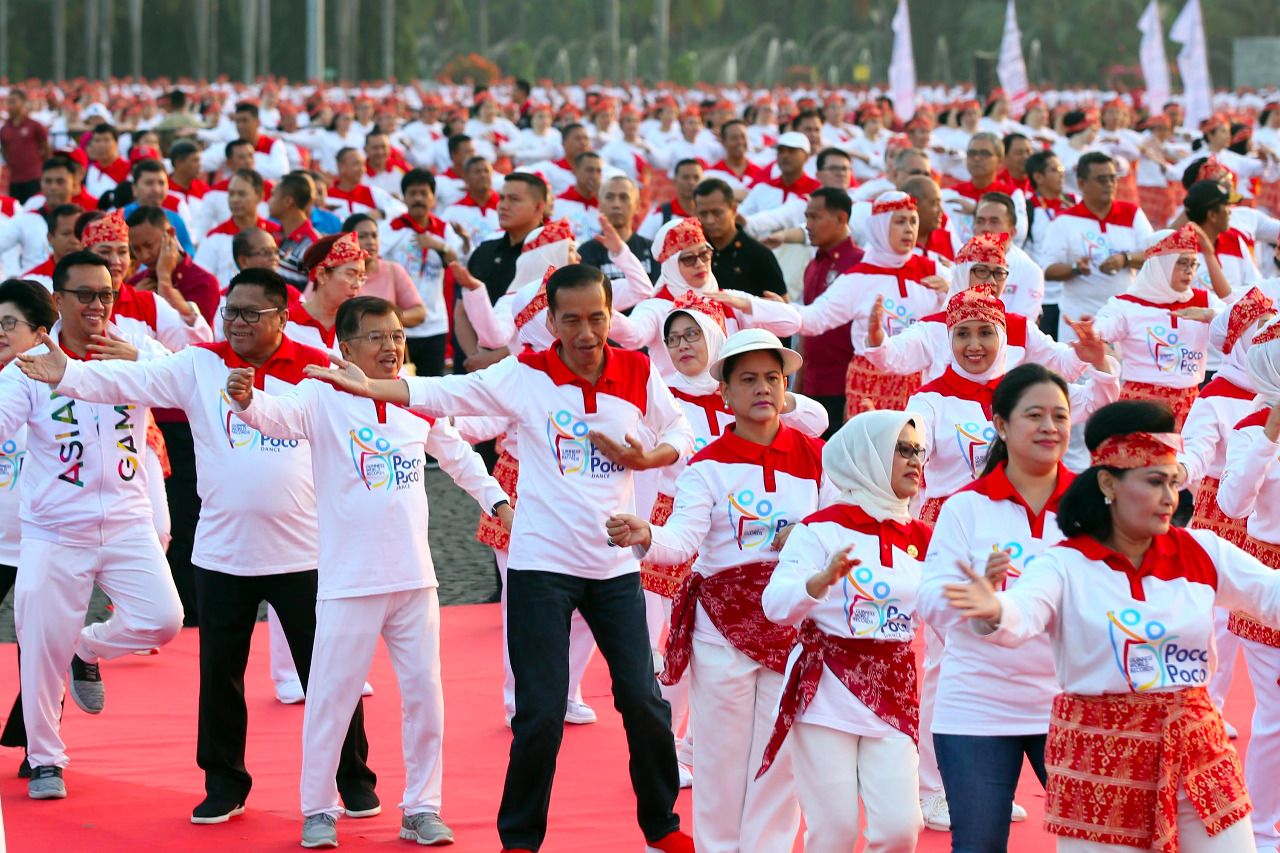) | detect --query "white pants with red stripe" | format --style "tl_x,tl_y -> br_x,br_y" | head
301,587 -> 443,817
791,722 -> 922,853
918,625 -> 944,800
1242,639 -> 1280,852
690,638 -> 800,853
497,549 -> 594,718
15,532 -> 184,768
1056,794 -> 1256,852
